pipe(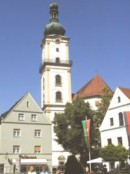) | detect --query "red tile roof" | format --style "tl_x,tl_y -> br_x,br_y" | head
73,75 -> 112,99
119,87 -> 130,99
